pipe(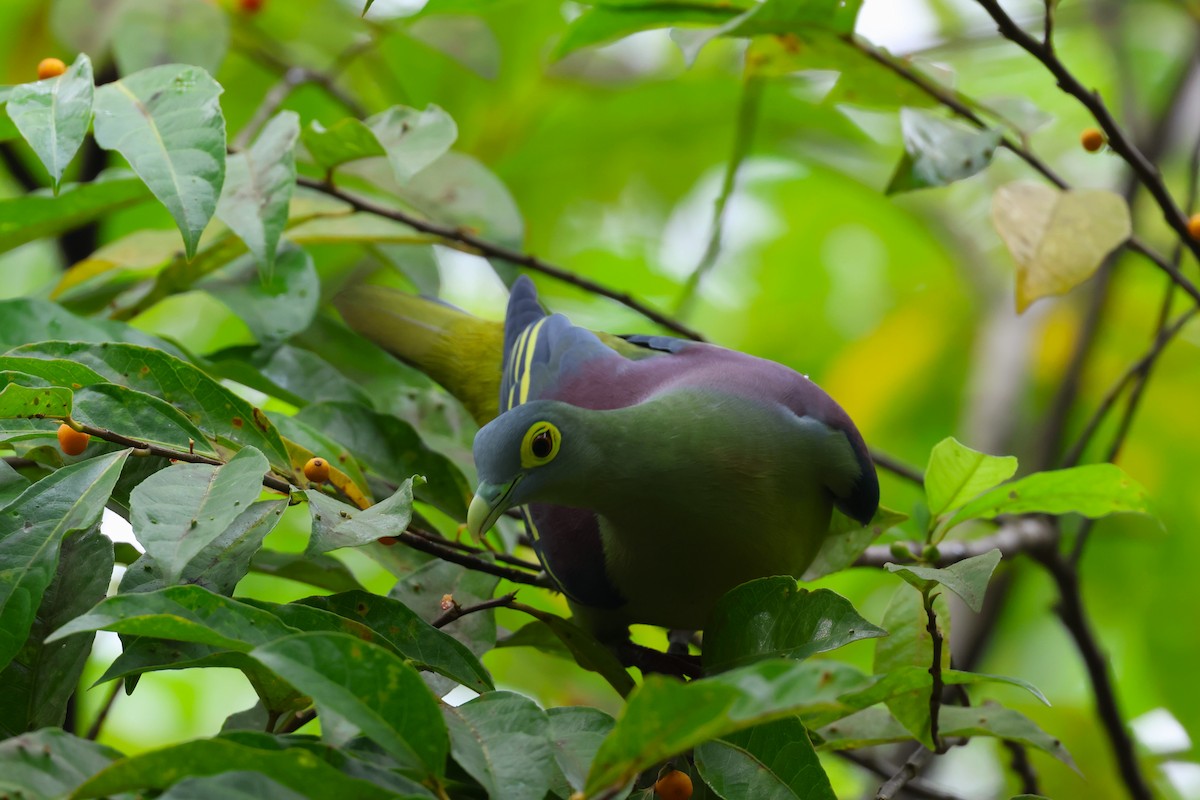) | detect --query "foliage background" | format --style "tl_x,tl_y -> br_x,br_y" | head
0,0 -> 1197,798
